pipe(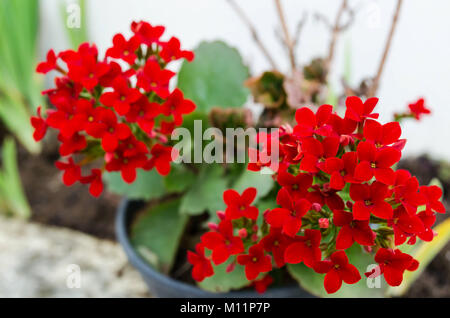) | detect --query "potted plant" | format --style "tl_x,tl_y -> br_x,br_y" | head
31,2 -> 449,297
